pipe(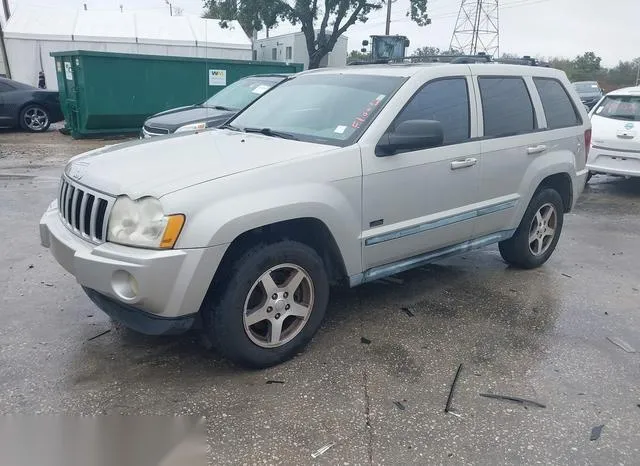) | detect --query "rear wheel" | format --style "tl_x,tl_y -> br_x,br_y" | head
202,240 -> 330,368
499,188 -> 564,269
20,104 -> 50,132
